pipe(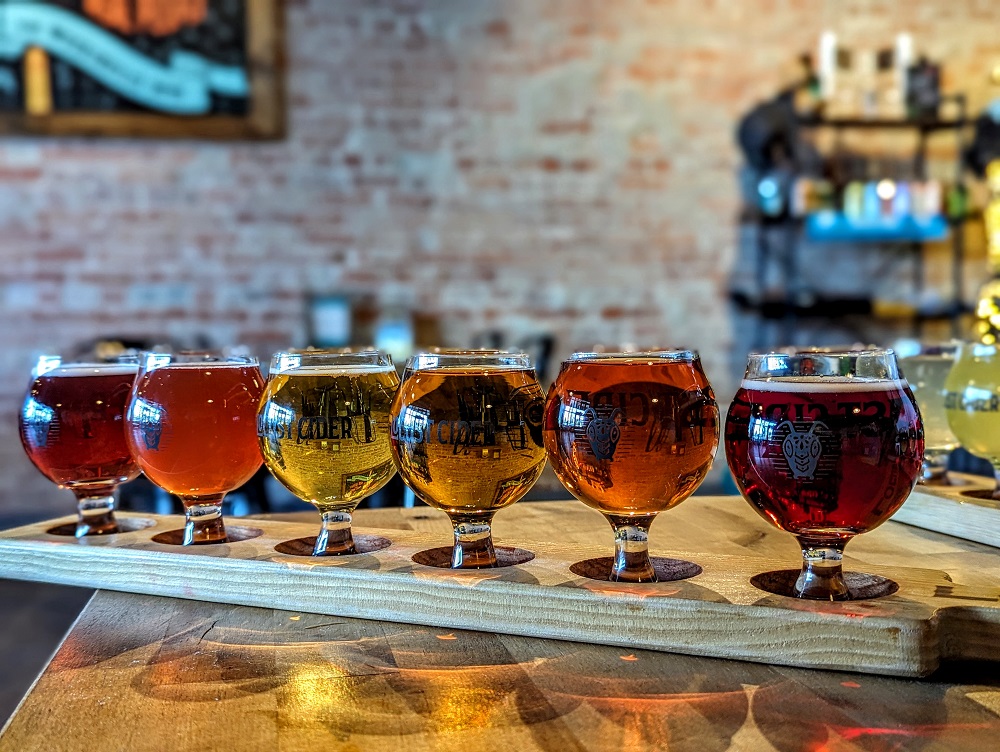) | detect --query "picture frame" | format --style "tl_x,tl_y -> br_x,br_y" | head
0,0 -> 284,139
